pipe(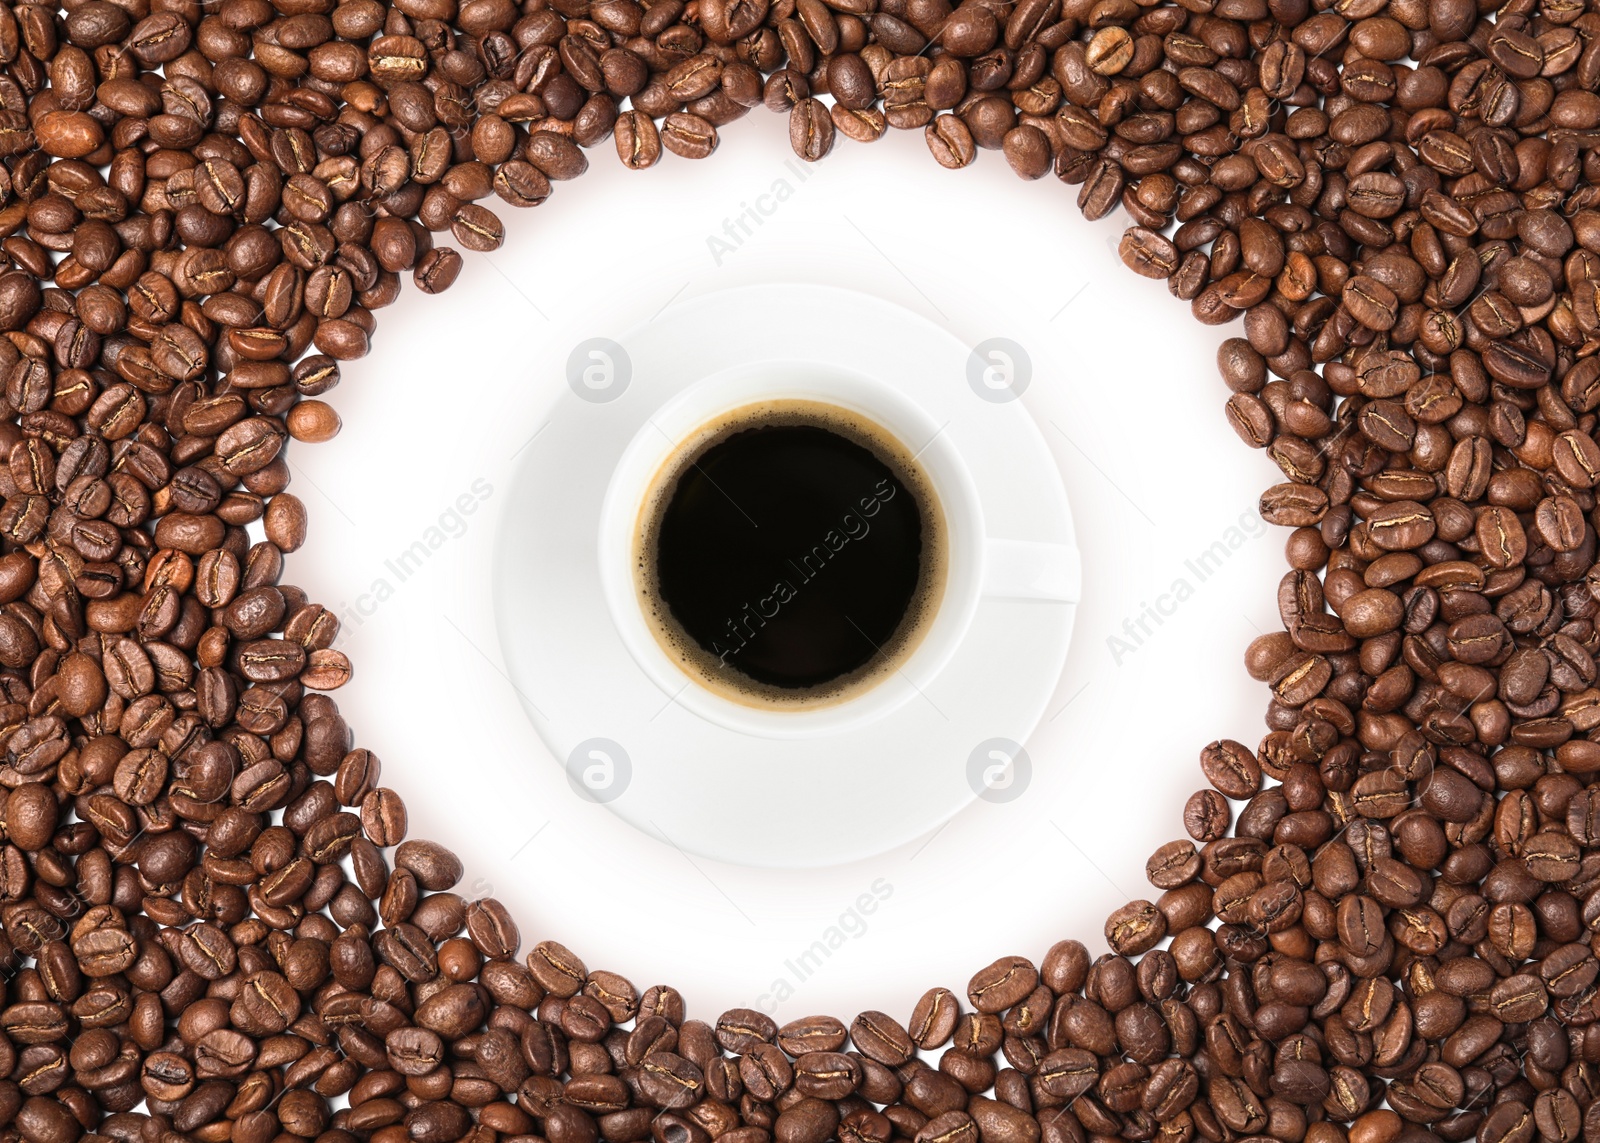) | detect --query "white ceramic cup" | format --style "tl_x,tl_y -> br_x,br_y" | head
597,359 -> 1080,739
